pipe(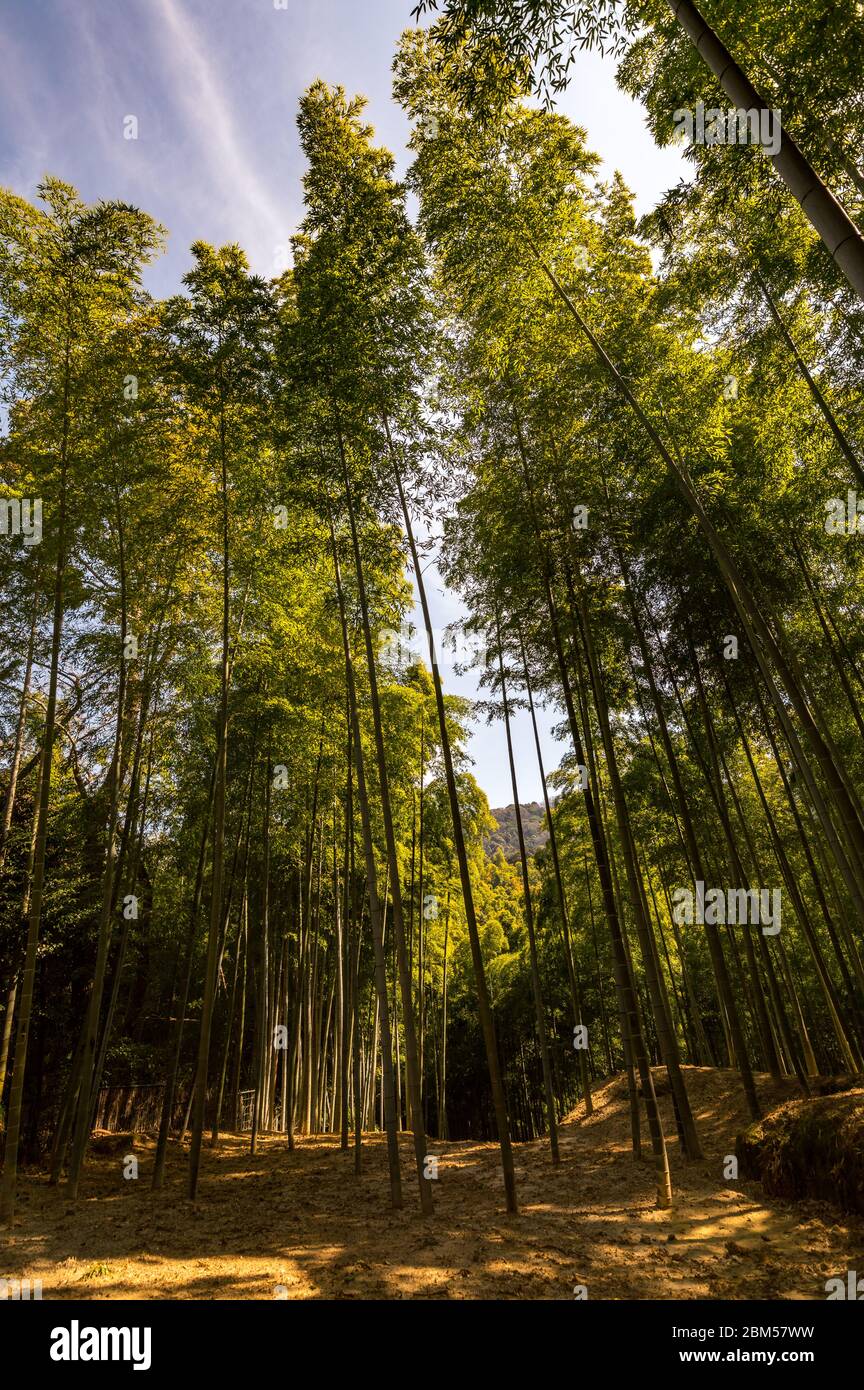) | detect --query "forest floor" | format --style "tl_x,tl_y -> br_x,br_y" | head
4,1065 -> 863,1299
